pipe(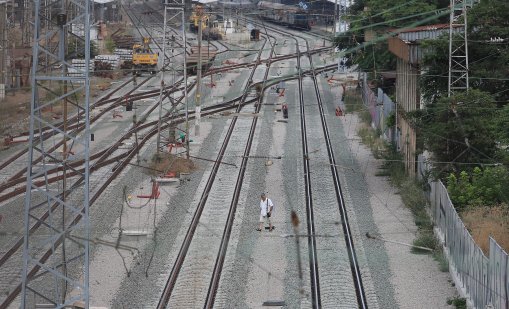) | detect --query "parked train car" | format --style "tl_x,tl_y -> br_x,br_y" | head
257,1 -> 311,31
